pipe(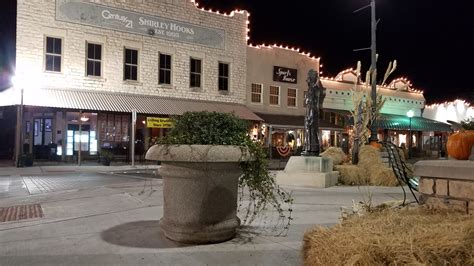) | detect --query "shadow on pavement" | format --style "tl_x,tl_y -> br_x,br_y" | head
101,220 -> 192,249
